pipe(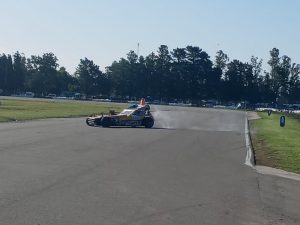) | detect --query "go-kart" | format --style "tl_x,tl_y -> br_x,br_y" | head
86,100 -> 154,128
